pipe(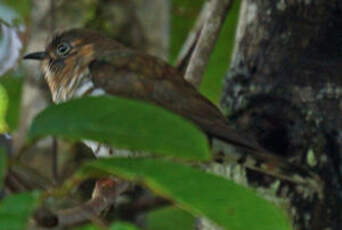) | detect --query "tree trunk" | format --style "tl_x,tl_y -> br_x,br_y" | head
221,1 -> 342,229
